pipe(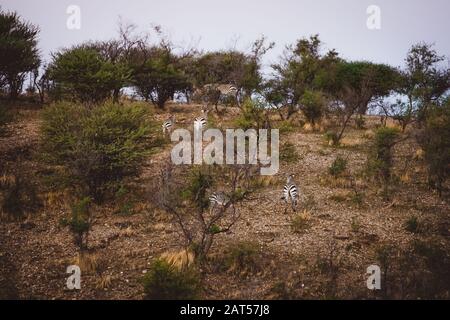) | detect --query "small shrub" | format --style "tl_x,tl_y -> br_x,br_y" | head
291,210 -> 312,233
233,98 -> 266,130
61,197 -> 91,250
366,127 -> 400,198
328,156 -> 347,177
222,241 -> 260,276
143,259 -> 200,300
277,120 -> 295,134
